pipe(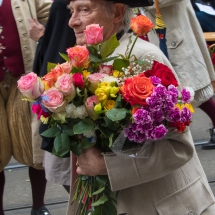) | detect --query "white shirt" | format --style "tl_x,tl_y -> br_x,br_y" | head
0,0 -> 3,7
